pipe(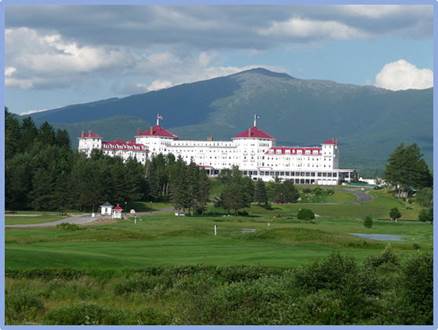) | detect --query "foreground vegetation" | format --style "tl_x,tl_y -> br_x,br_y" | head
6,251 -> 432,325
